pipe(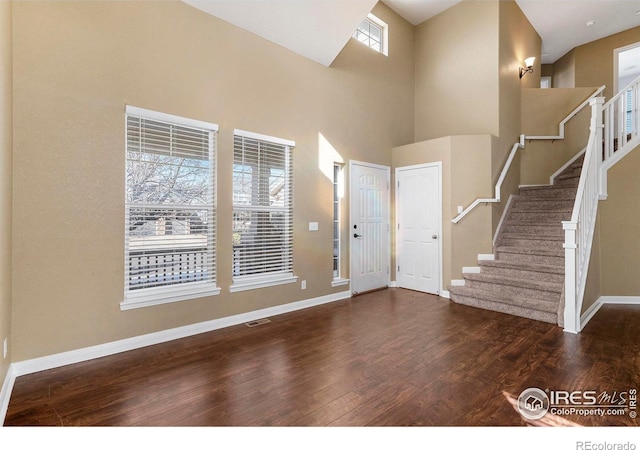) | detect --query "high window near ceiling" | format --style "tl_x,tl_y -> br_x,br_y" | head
353,13 -> 388,56
123,106 -> 220,310
231,130 -> 296,292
